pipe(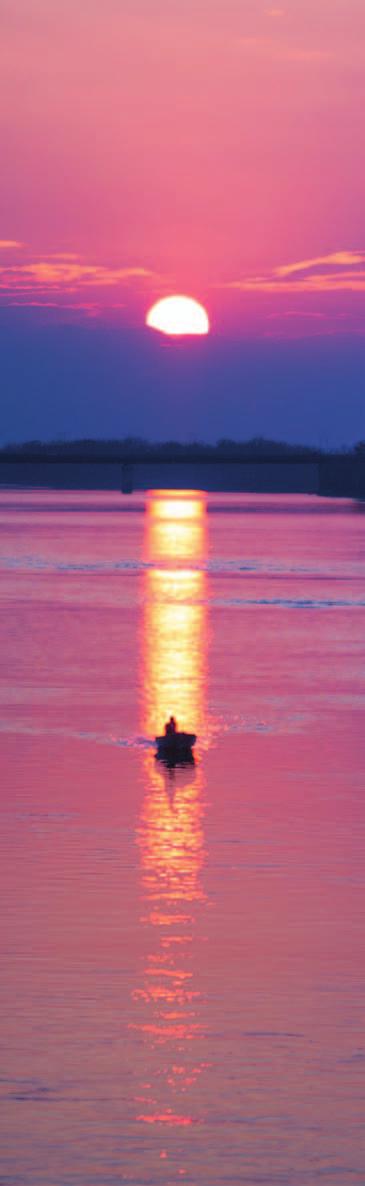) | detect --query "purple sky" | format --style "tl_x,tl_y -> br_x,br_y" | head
1,0 -> 365,442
